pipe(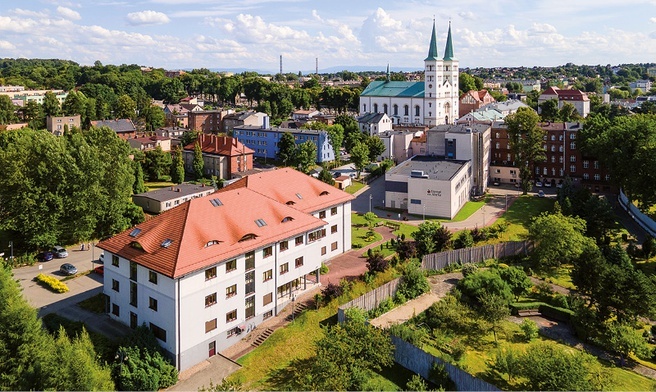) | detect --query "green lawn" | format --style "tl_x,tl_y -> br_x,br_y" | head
534,264 -> 575,289
351,213 -> 383,248
344,181 -> 365,195
144,180 -> 175,191
451,200 -> 486,222
481,195 -> 555,243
